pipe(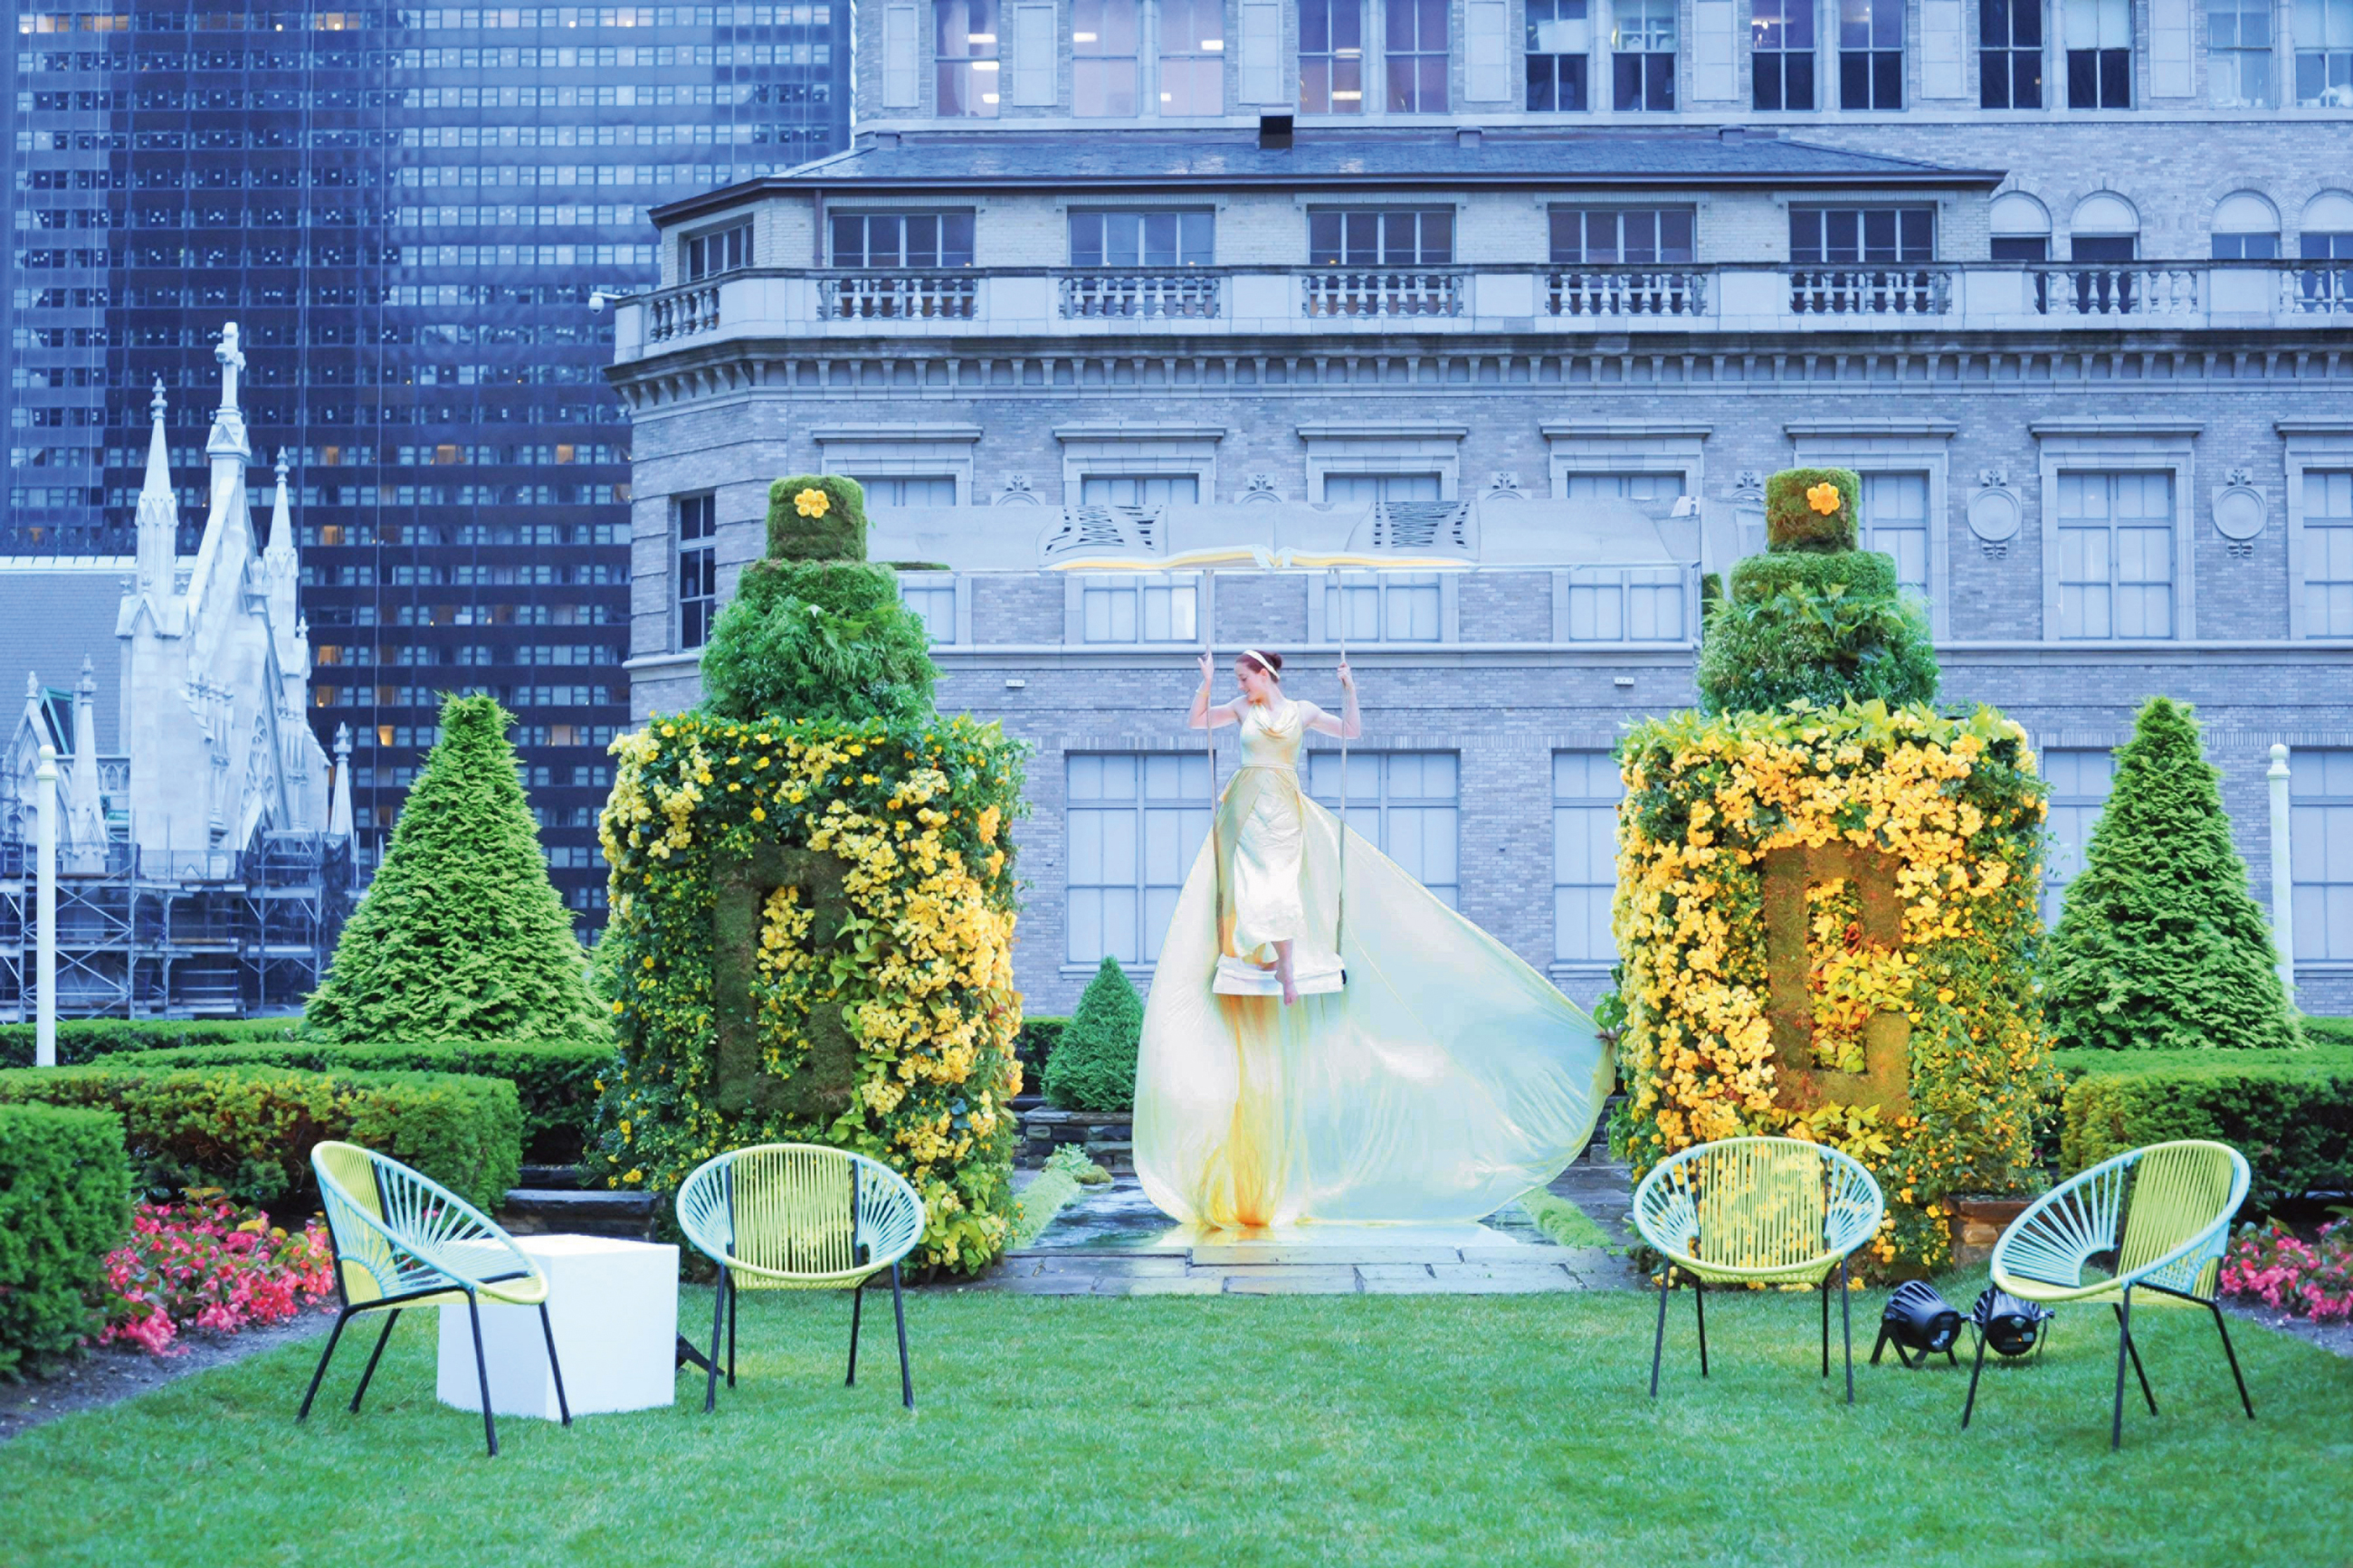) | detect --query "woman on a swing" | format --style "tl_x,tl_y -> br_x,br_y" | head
1132,647 -> 1613,1231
